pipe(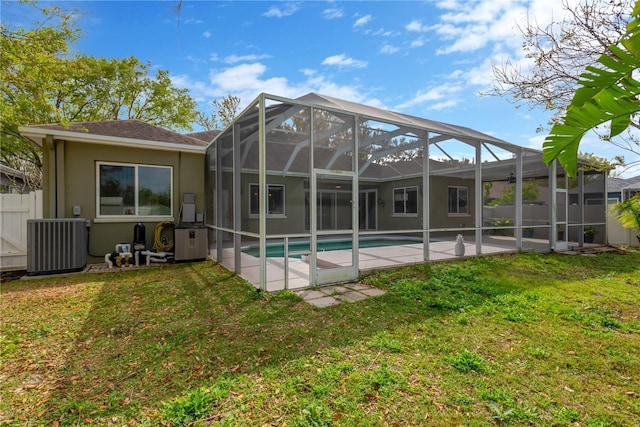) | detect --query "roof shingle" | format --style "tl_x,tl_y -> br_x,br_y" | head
29,119 -> 208,147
